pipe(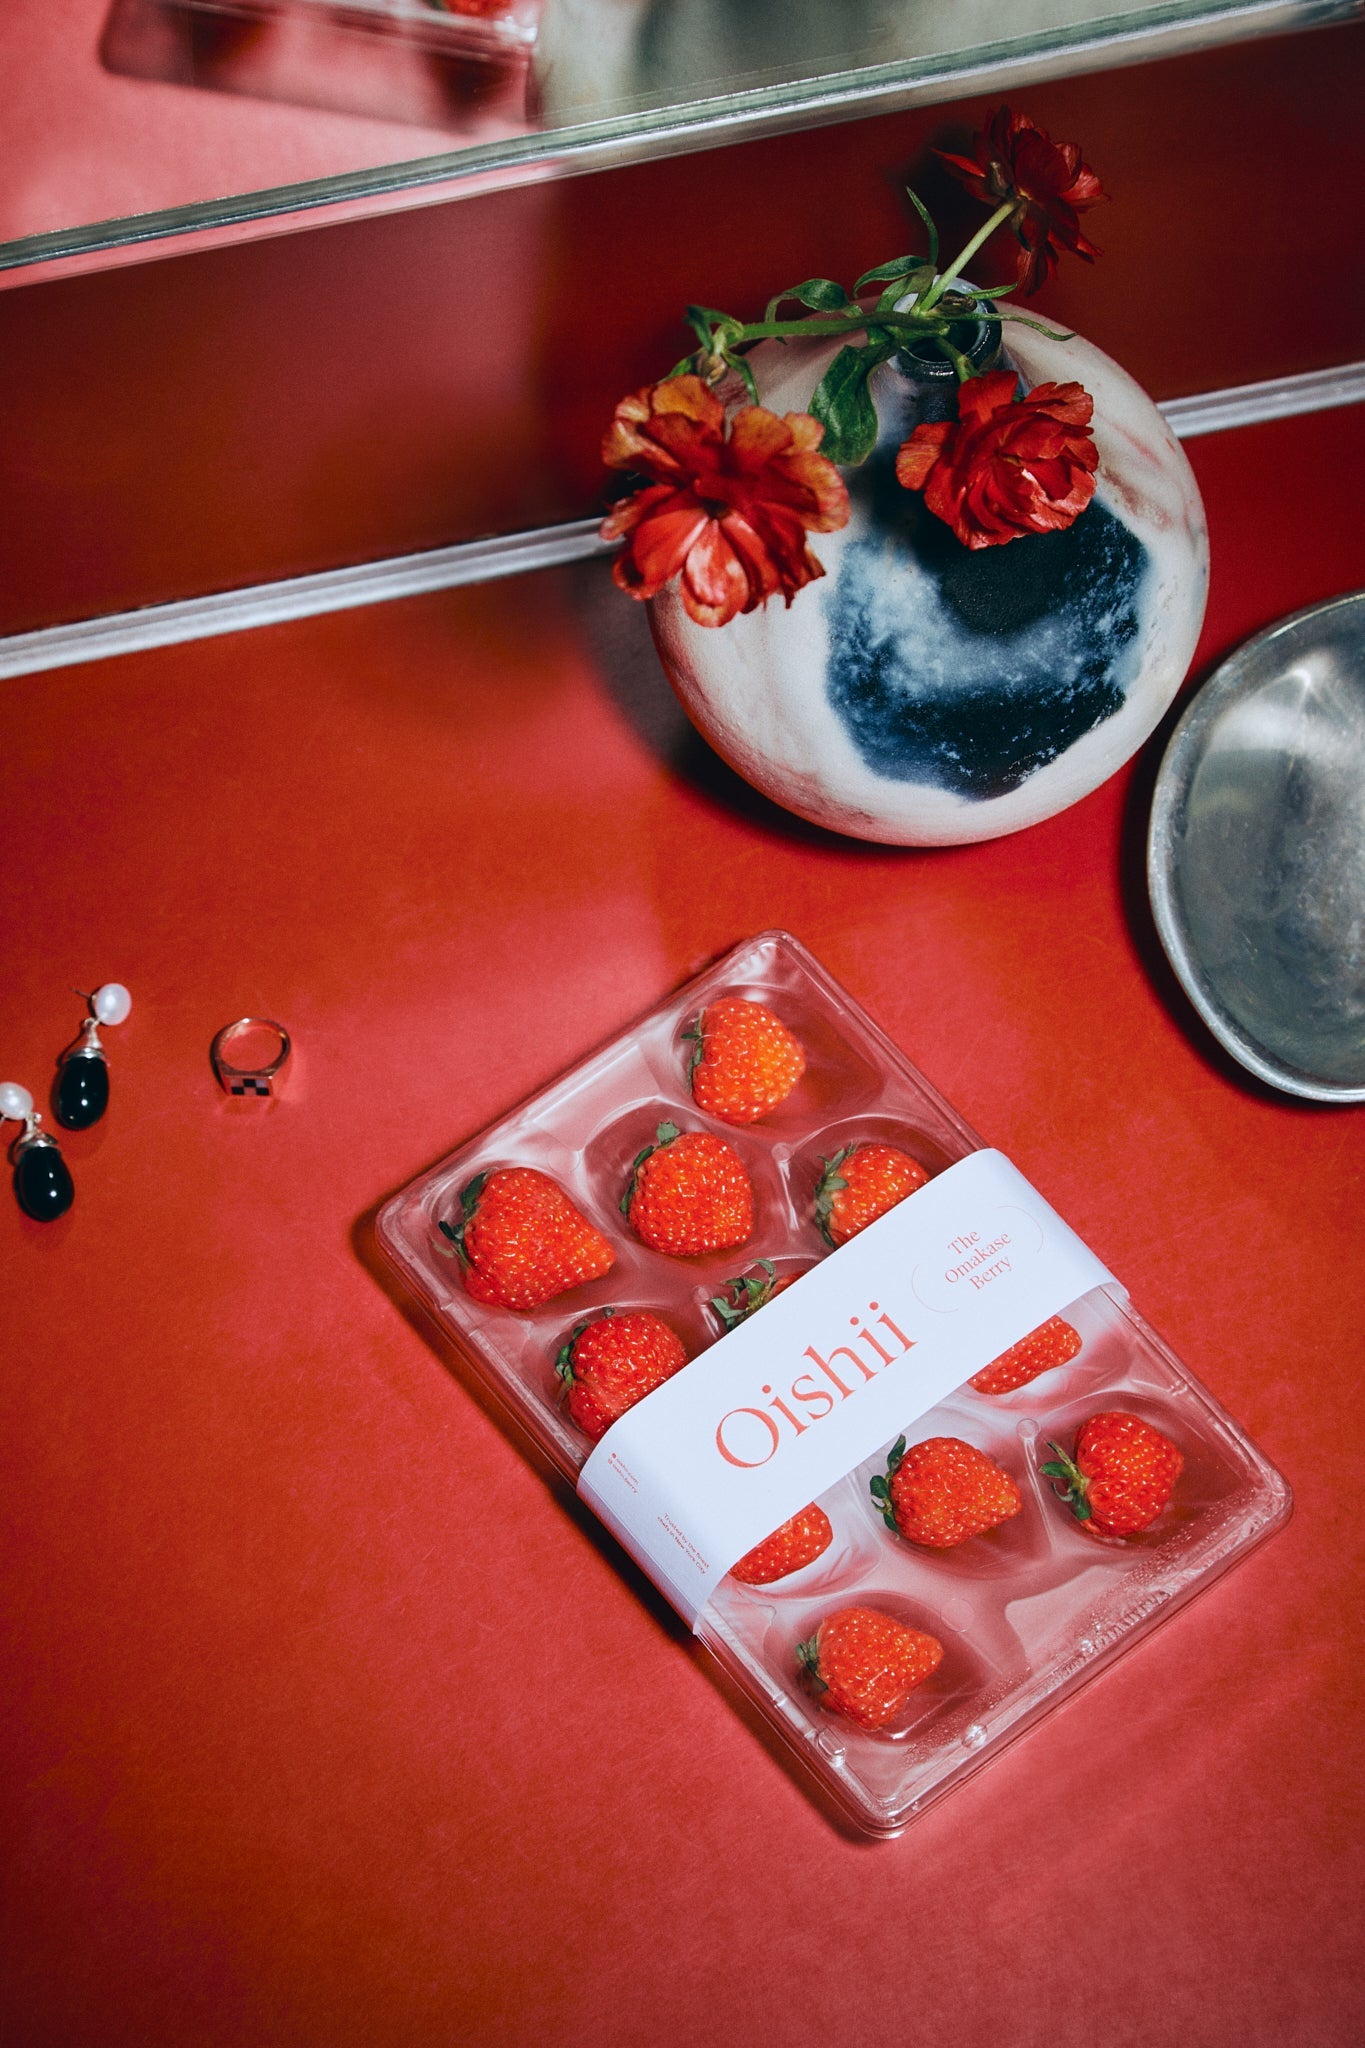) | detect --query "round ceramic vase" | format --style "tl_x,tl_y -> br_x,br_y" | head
649,322 -> 1209,845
